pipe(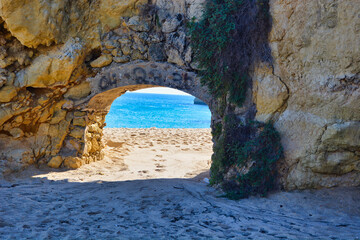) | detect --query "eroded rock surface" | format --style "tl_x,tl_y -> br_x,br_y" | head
267,0 -> 360,189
